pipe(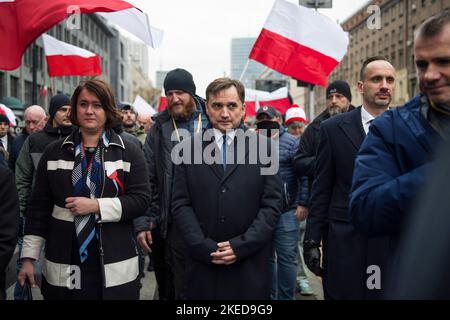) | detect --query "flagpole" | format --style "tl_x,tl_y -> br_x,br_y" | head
239,60 -> 250,82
